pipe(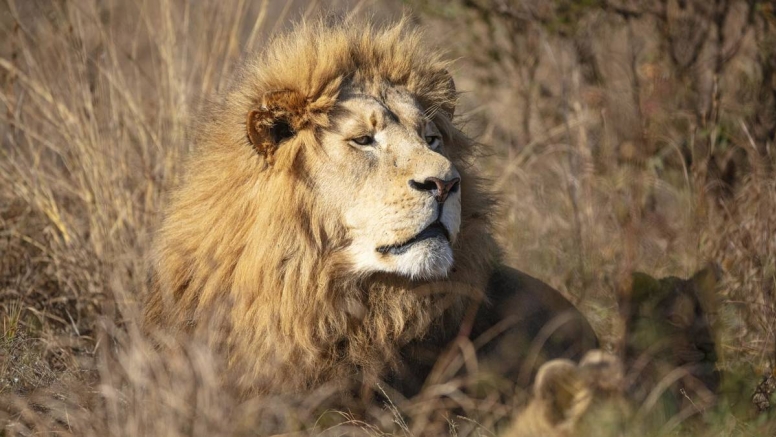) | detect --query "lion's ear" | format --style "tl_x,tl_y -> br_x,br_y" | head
246,90 -> 304,163
533,359 -> 589,425
579,350 -> 623,392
